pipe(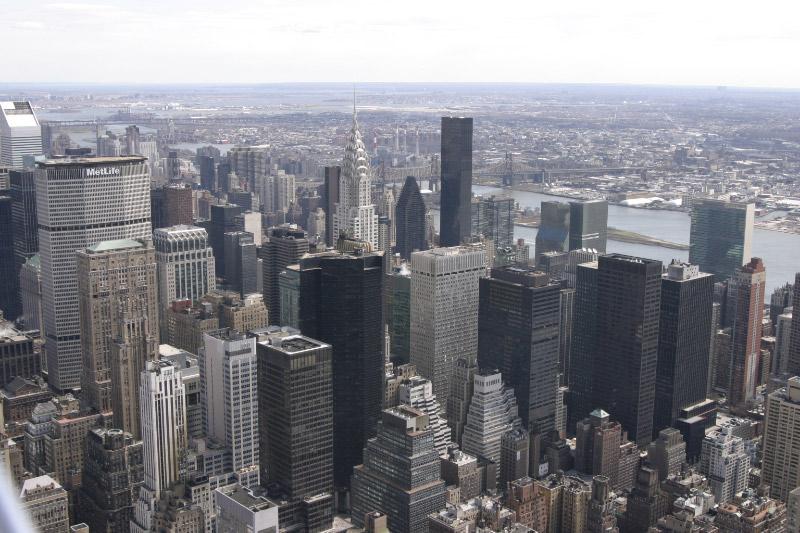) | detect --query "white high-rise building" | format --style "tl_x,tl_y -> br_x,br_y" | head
699,427 -> 750,504
461,369 -> 522,473
397,375 -> 452,456
410,244 -> 486,406
258,170 -> 296,214
200,329 -> 260,488
0,101 -> 41,168
154,225 -> 216,311
131,359 -> 188,532
36,156 -> 152,391
332,108 -> 378,247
